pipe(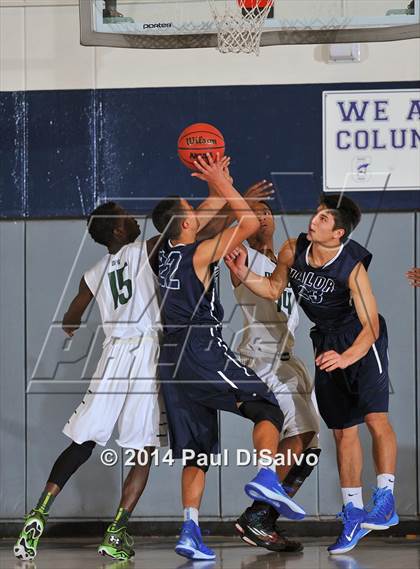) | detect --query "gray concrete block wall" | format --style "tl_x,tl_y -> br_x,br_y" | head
0,223 -> 26,518
0,213 -> 418,520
